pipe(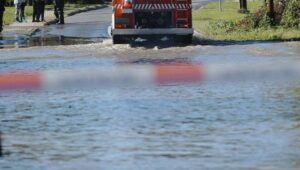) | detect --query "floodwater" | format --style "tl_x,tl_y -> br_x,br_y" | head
0,7 -> 111,48
0,29 -> 107,48
0,41 -> 300,170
